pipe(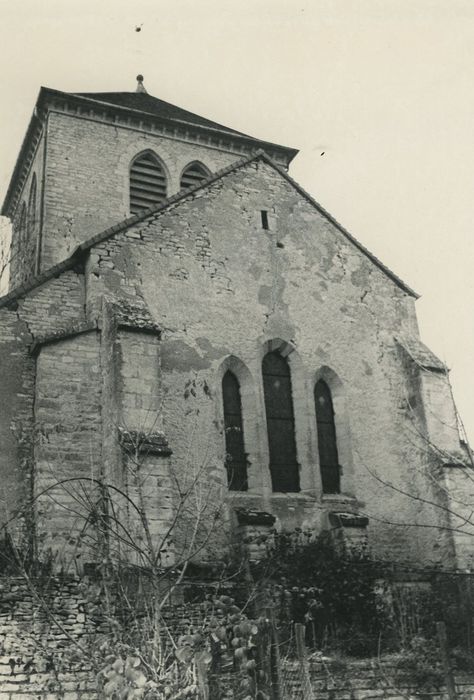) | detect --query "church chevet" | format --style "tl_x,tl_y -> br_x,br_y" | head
0,76 -> 472,575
